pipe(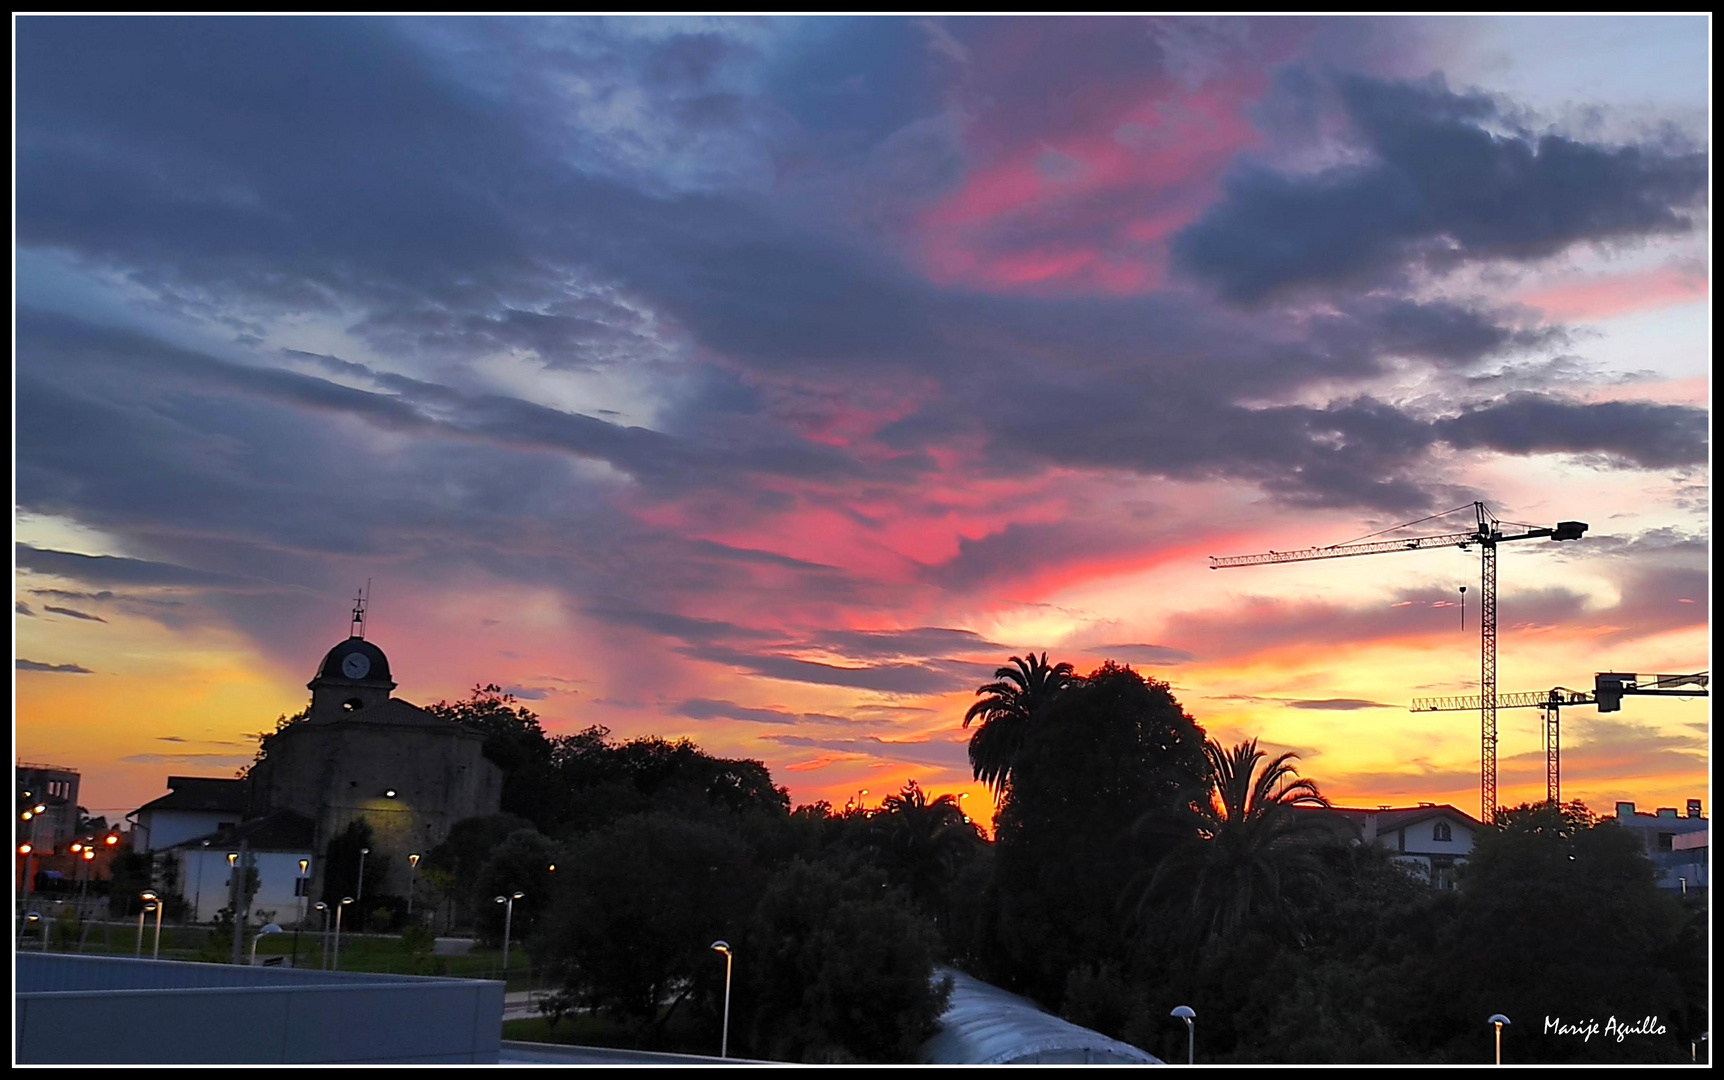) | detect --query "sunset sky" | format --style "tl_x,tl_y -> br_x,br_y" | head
14,16 -> 1710,827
